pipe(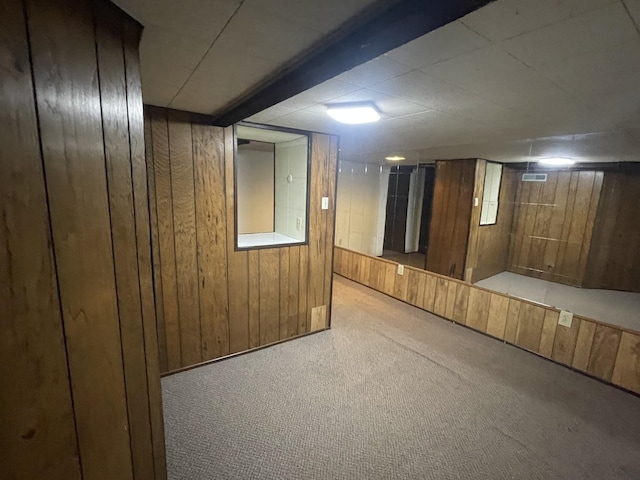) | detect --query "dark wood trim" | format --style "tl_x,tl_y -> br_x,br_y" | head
505,161 -> 640,173
210,0 -> 496,126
